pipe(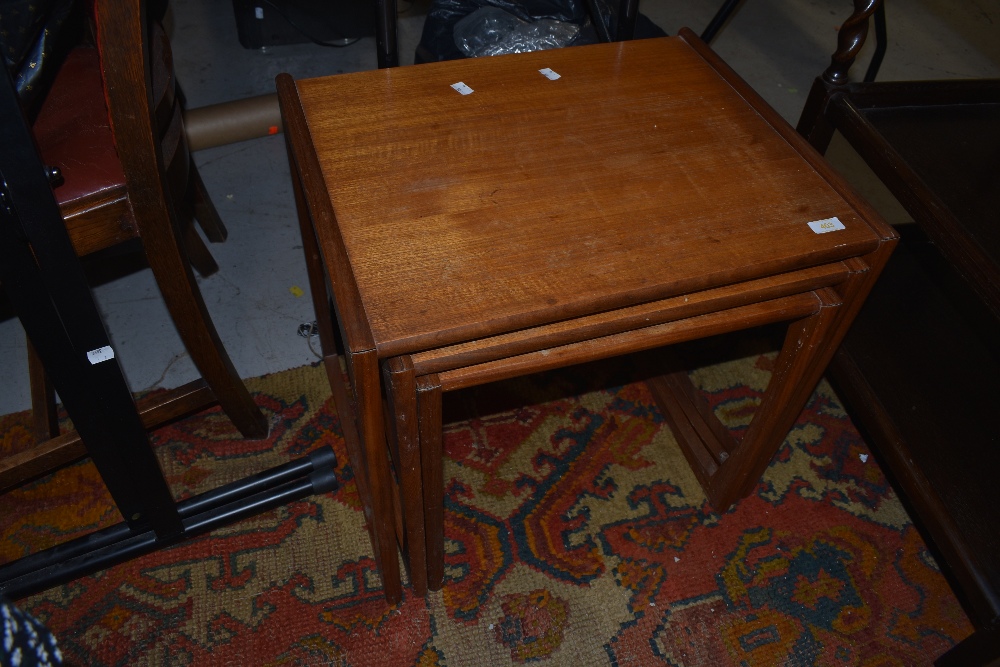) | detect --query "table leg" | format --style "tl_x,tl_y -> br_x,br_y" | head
288,145 -> 402,604
383,357 -> 428,596
417,374 -> 444,591
651,288 -> 842,509
353,350 -> 403,604
652,250 -> 892,511
710,287 -> 845,507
